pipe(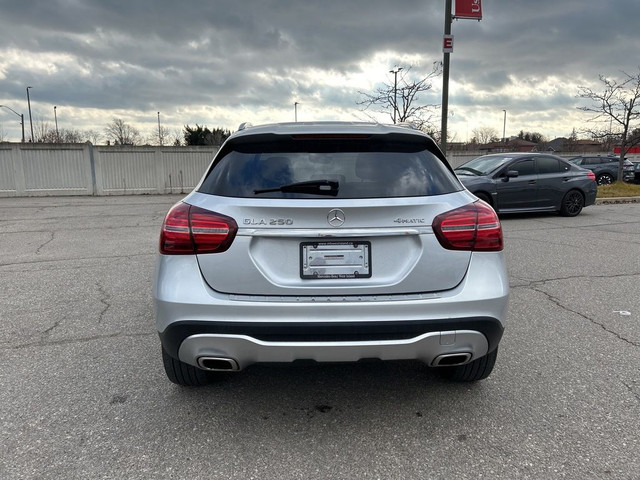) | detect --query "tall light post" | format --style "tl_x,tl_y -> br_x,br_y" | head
389,67 -> 403,124
54,106 -> 59,142
294,102 -> 299,122
157,111 -> 162,146
0,105 -> 25,142
502,109 -> 507,143
26,86 -> 34,142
